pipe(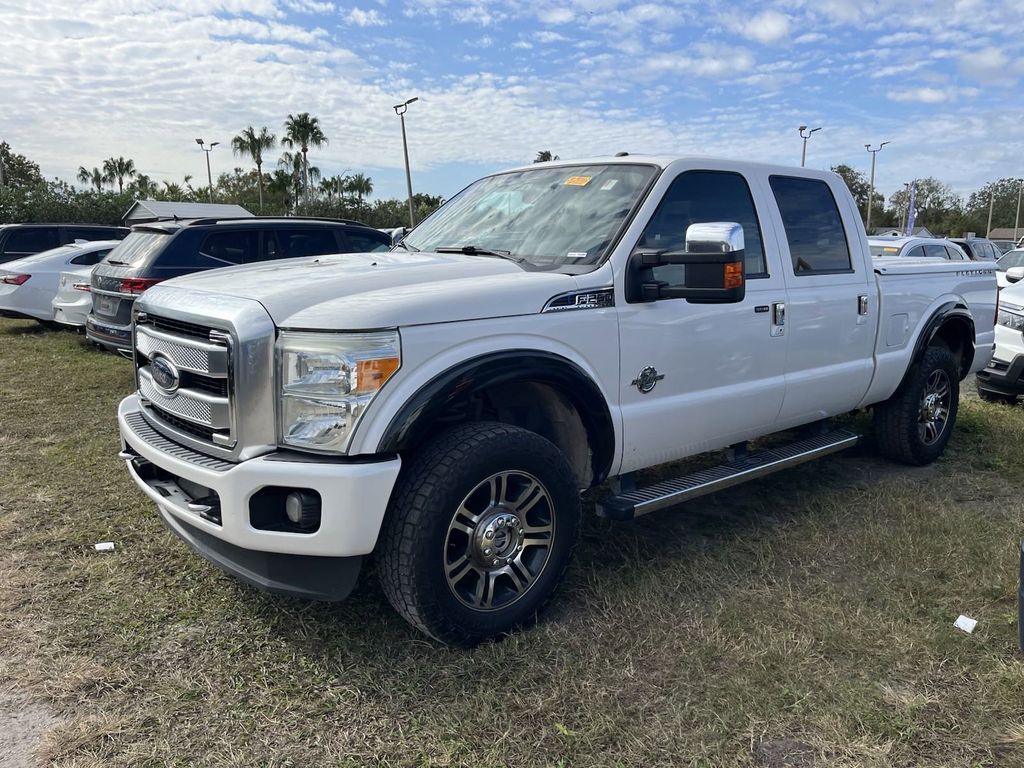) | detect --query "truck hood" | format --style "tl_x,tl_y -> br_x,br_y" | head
151,251 -> 579,328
